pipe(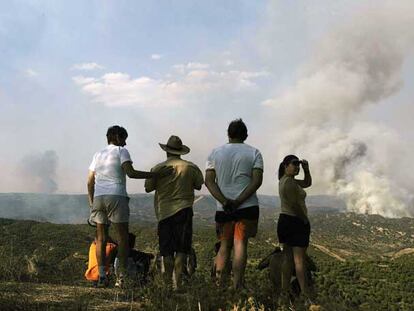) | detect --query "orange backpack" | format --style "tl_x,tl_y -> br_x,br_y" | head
84,241 -> 117,281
